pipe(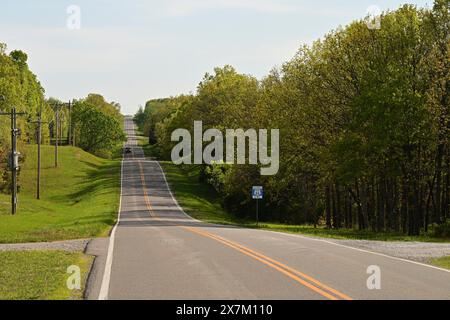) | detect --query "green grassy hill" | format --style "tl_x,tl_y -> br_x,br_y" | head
0,145 -> 121,243
0,250 -> 92,300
